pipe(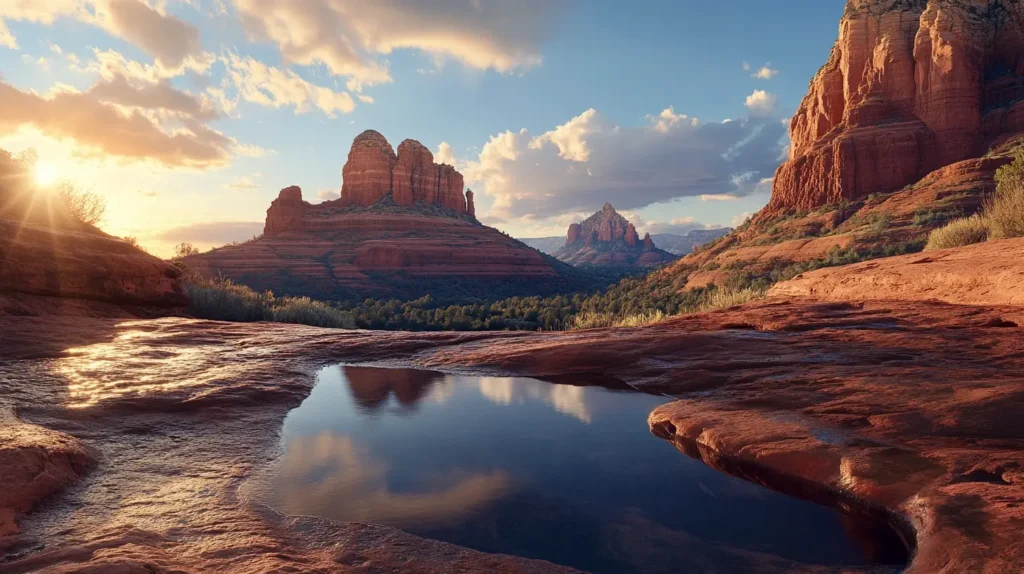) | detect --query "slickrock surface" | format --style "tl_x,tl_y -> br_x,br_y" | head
4,236 -> 1024,572
556,204 -> 676,267
769,0 -> 1024,213
0,415 -> 95,537
770,236 -> 1024,306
